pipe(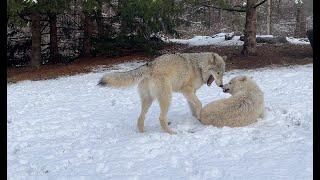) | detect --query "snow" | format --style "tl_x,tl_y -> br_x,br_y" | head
168,33 -> 243,46
24,0 -> 38,3
286,37 -> 310,45
167,33 -> 310,46
8,62 -> 313,179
